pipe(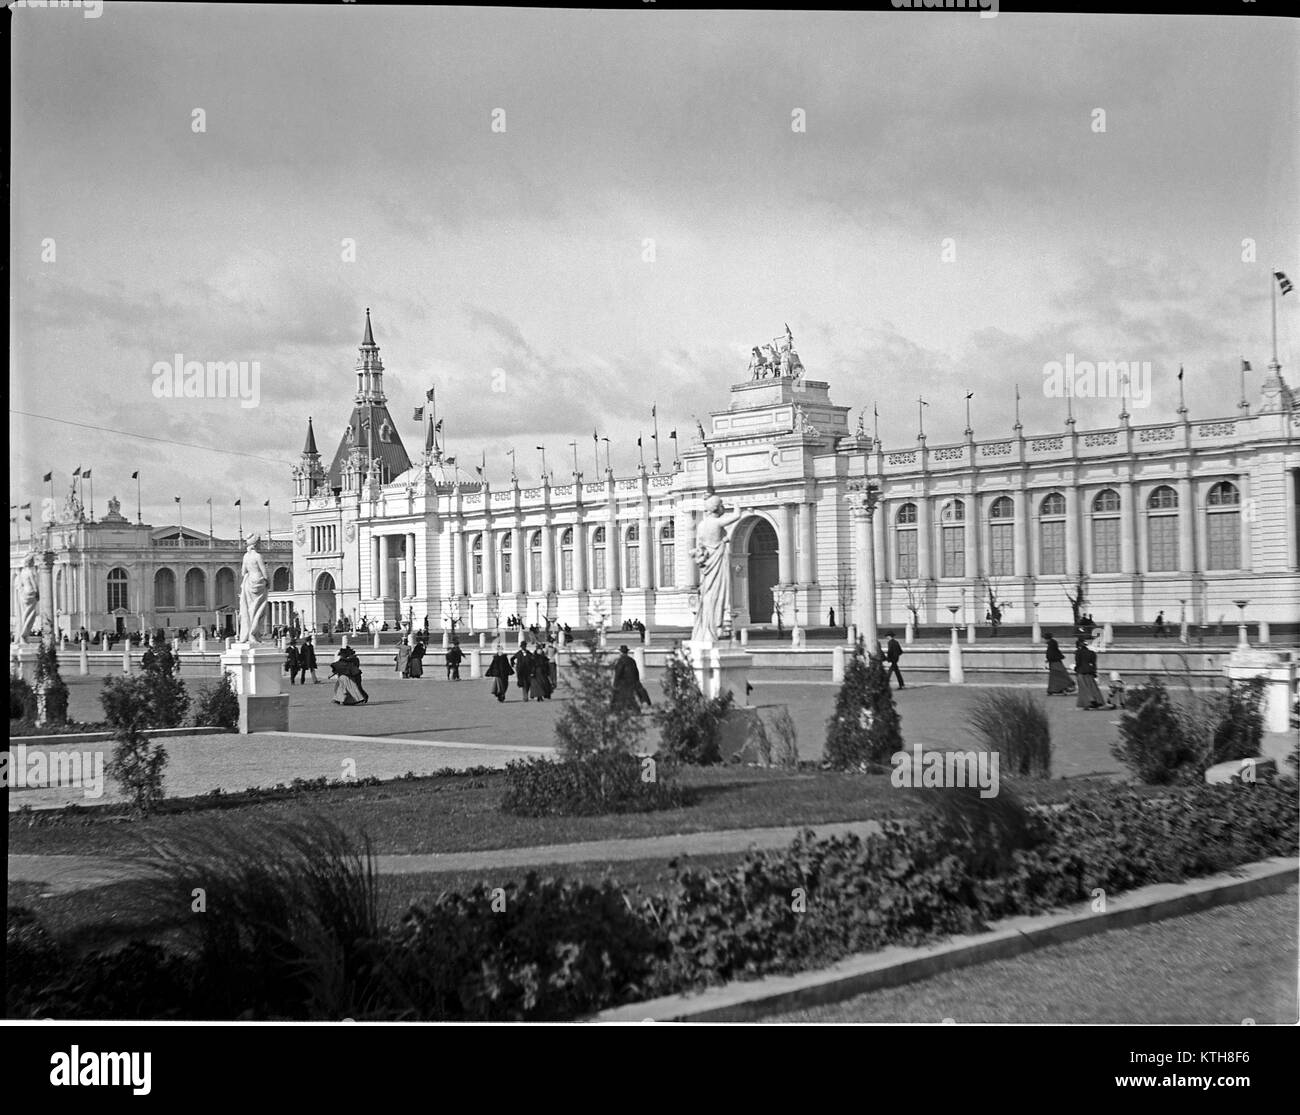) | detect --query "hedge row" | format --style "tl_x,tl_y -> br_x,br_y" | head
8,778 -> 1296,1022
